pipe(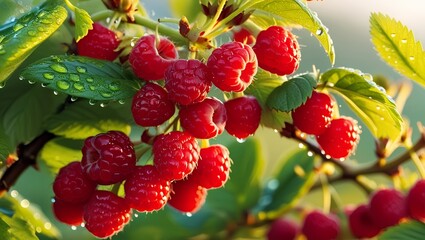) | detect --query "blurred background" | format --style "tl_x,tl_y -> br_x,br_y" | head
6,0 -> 425,239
